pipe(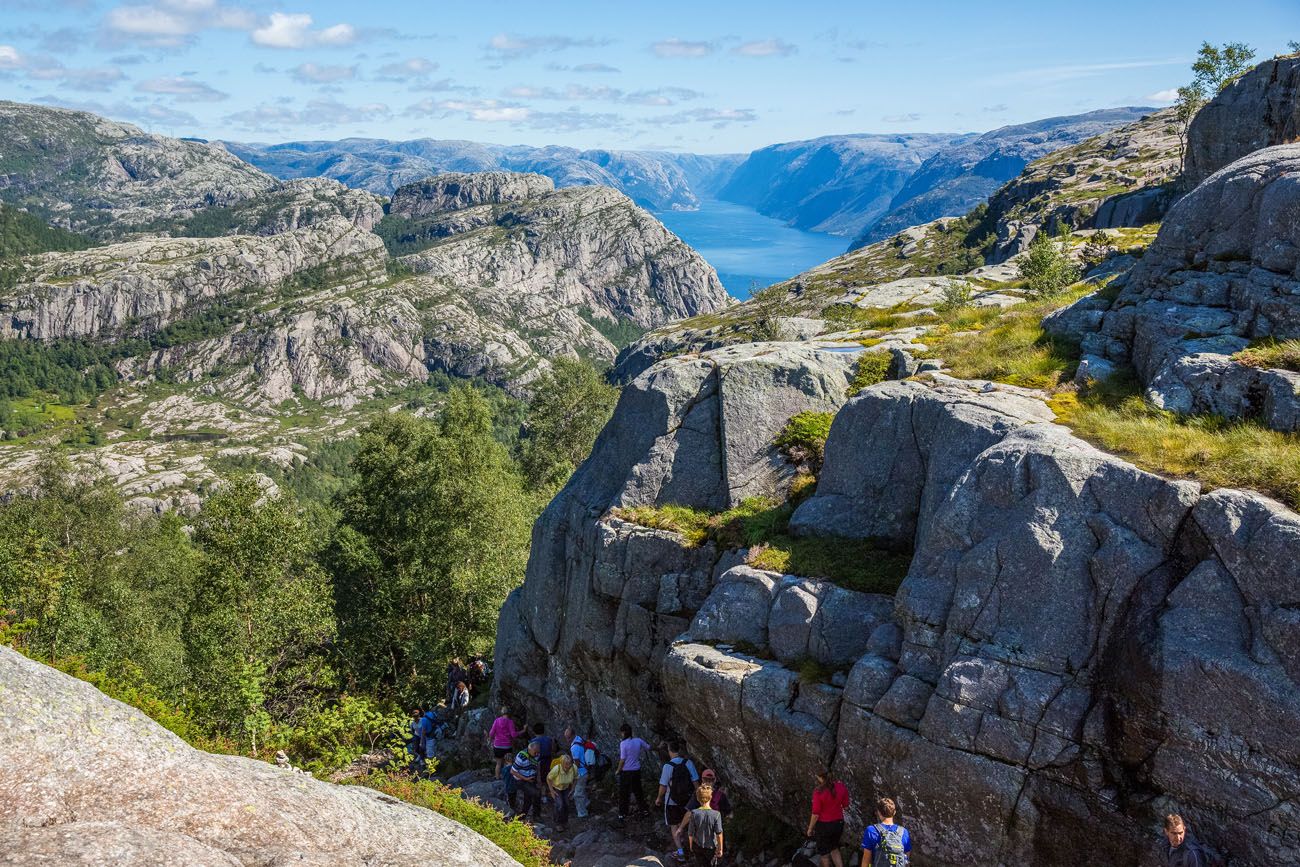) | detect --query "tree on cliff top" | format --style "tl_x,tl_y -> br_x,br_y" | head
520,358 -> 618,493
1173,41 -> 1257,163
329,386 -> 530,702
